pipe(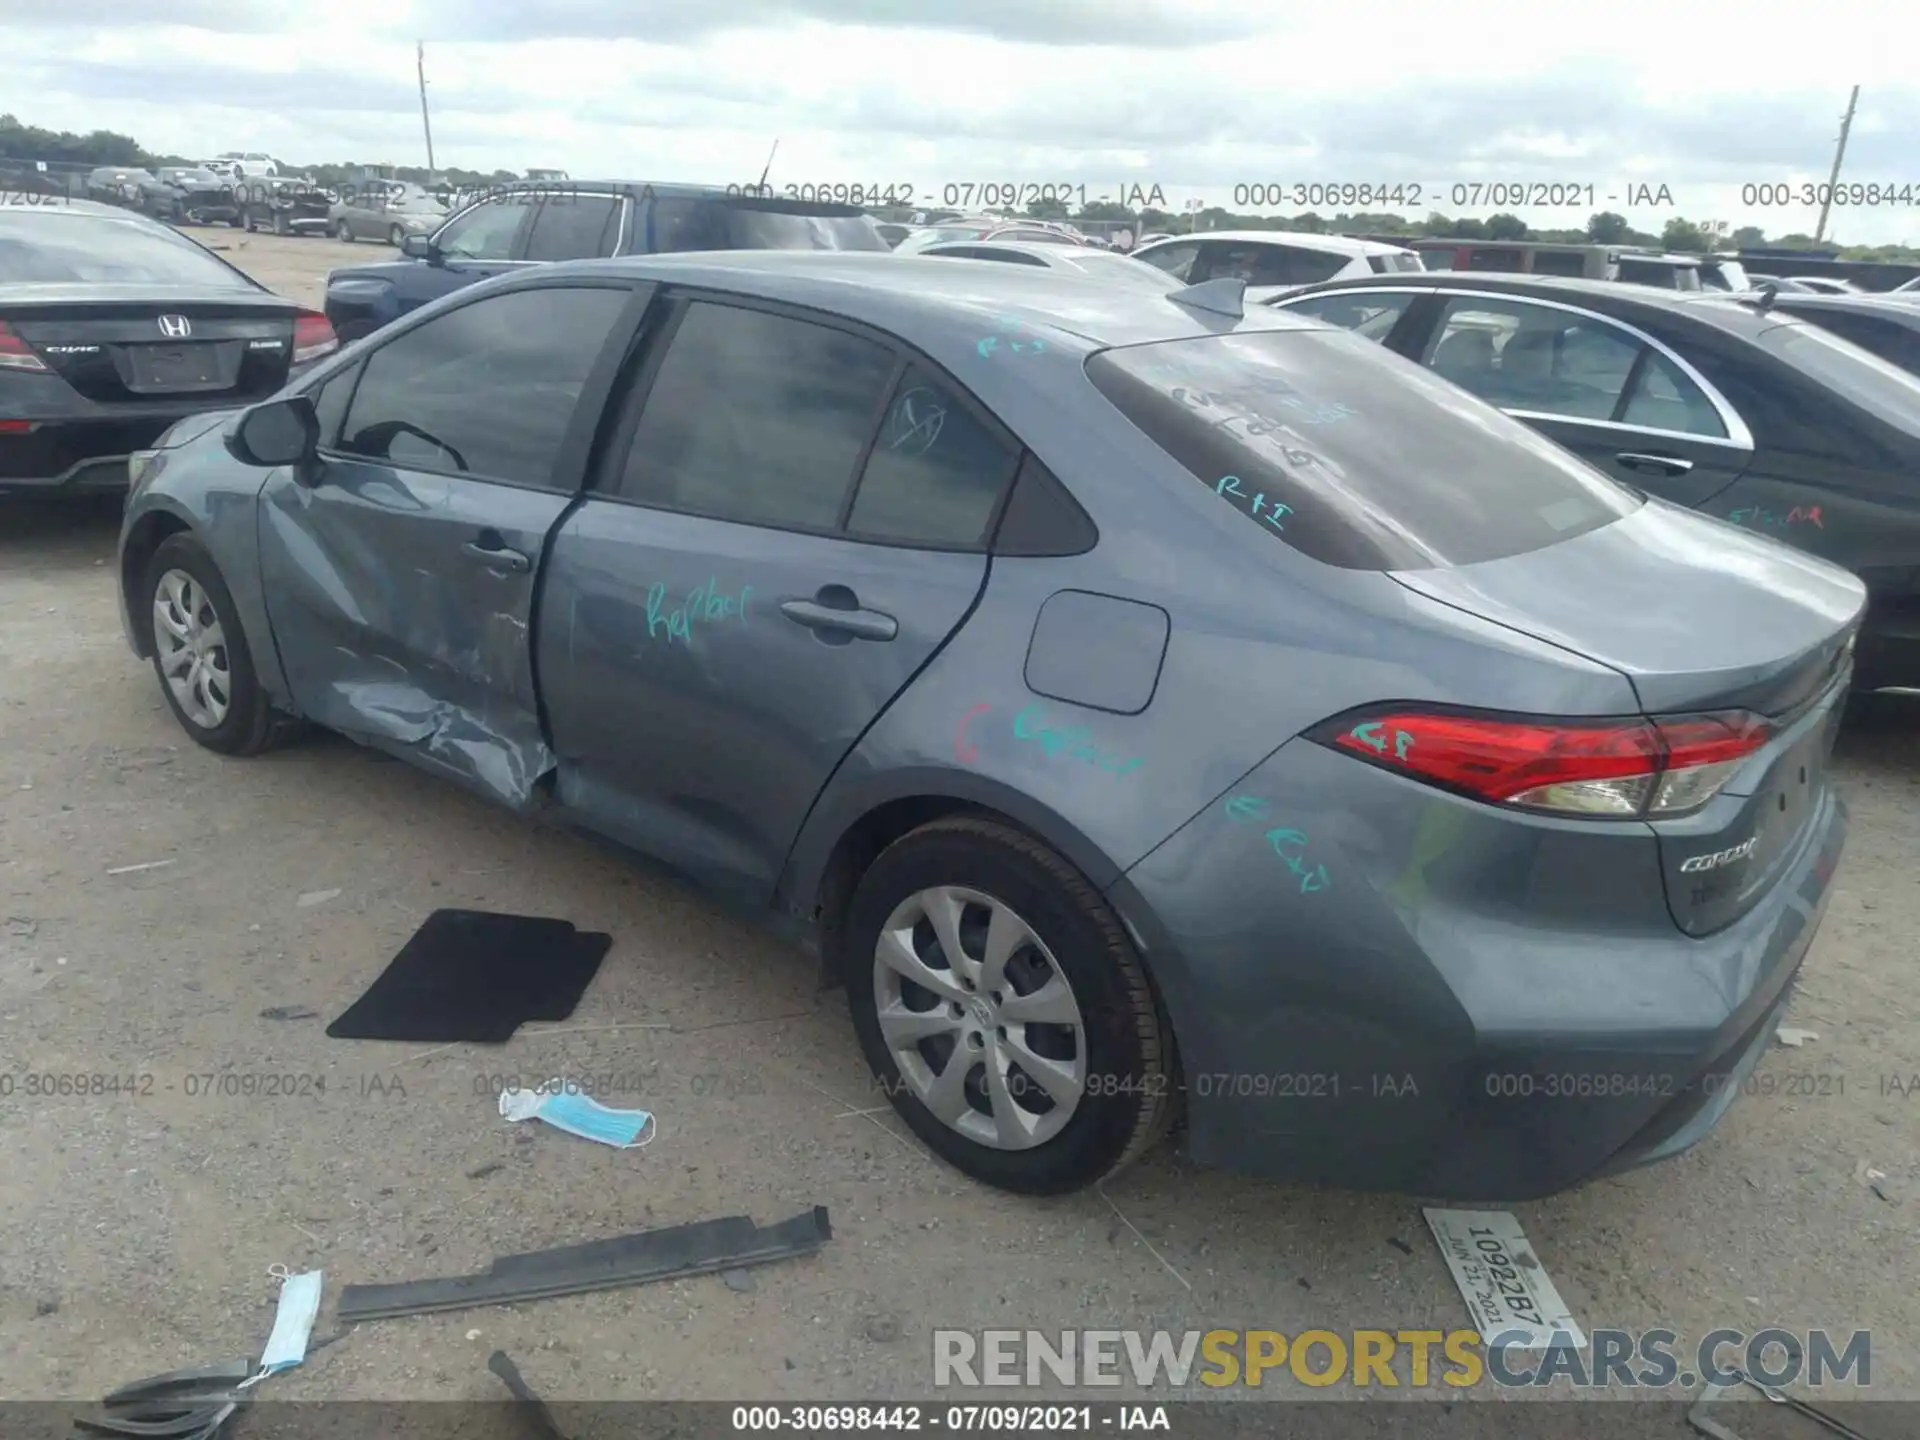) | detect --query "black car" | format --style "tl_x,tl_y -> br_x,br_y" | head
1264,271 -> 1920,692
1738,291 -> 1920,376
236,176 -> 333,236
156,167 -> 241,226
85,166 -> 177,220
0,201 -> 339,495
321,180 -> 889,342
